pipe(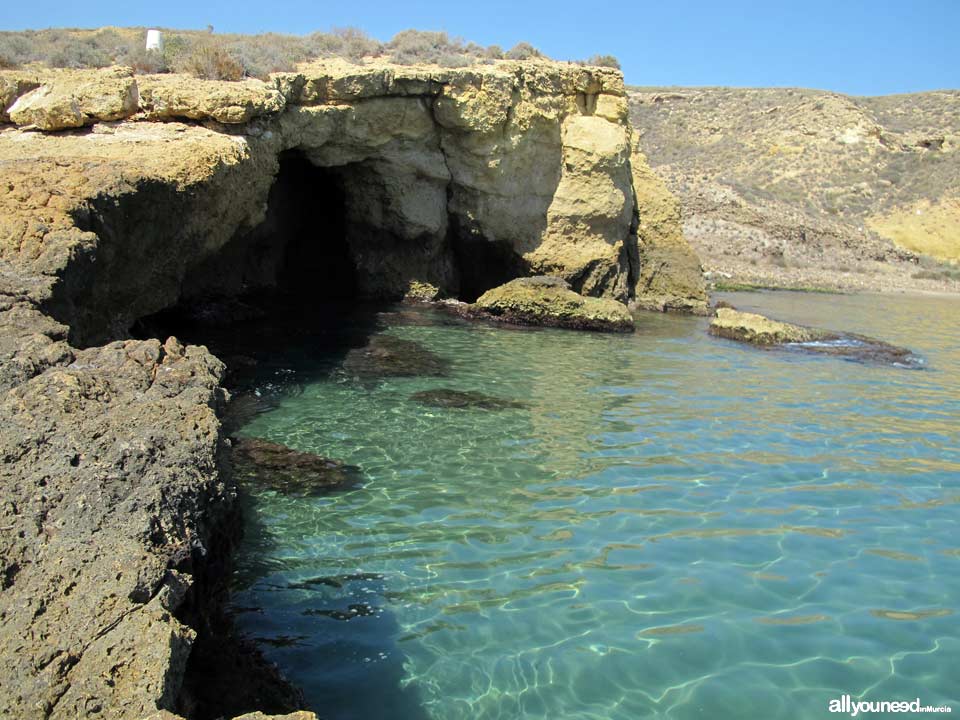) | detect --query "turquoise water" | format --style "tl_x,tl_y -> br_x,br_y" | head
231,292 -> 960,719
